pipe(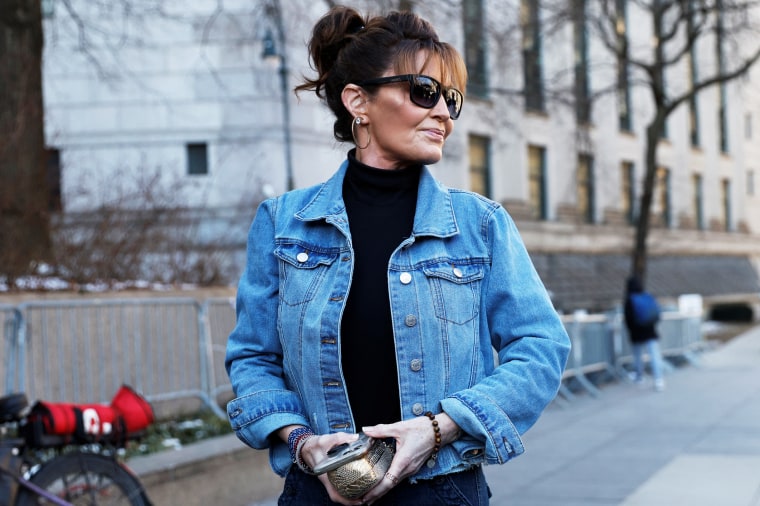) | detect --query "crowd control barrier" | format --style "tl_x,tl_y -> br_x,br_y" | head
2,298 -> 704,416
560,310 -> 704,401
